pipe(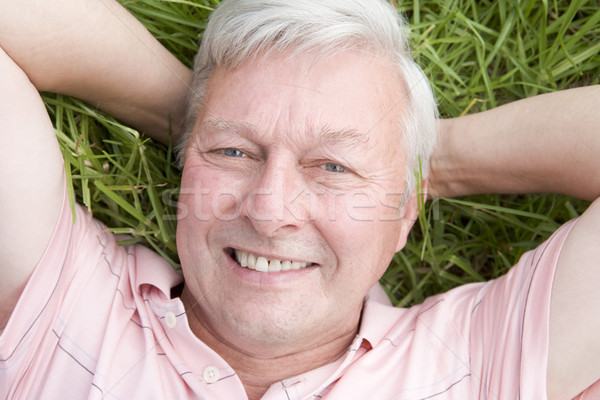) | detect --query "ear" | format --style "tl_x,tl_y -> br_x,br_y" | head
395,179 -> 428,252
